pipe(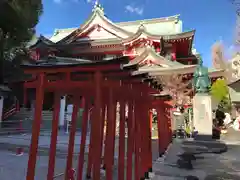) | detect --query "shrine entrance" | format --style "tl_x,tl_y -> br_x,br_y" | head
21,56 -> 173,180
